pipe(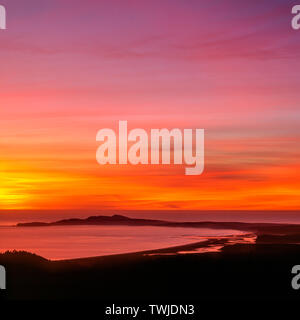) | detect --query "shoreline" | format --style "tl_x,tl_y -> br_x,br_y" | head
58,232 -> 255,263
3,213 -> 300,262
